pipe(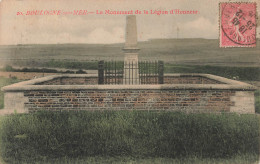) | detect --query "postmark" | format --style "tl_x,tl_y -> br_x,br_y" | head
220,2 -> 256,47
